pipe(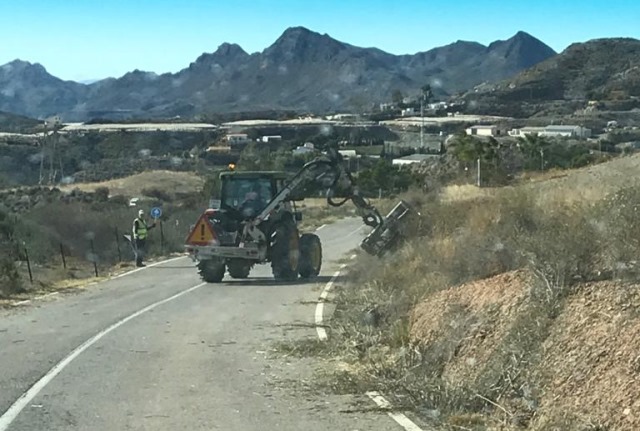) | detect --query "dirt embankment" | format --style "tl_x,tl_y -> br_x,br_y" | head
410,271 -> 640,430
